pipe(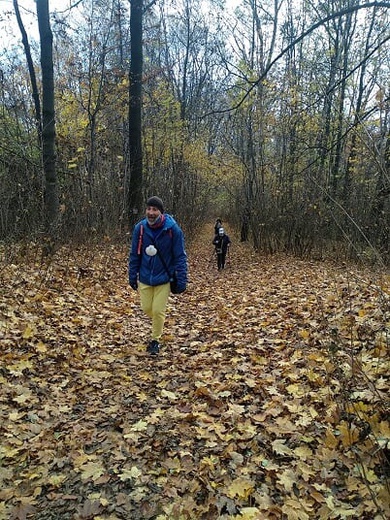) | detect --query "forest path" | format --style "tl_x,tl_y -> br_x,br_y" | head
0,227 -> 388,519
162,222 -> 337,356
